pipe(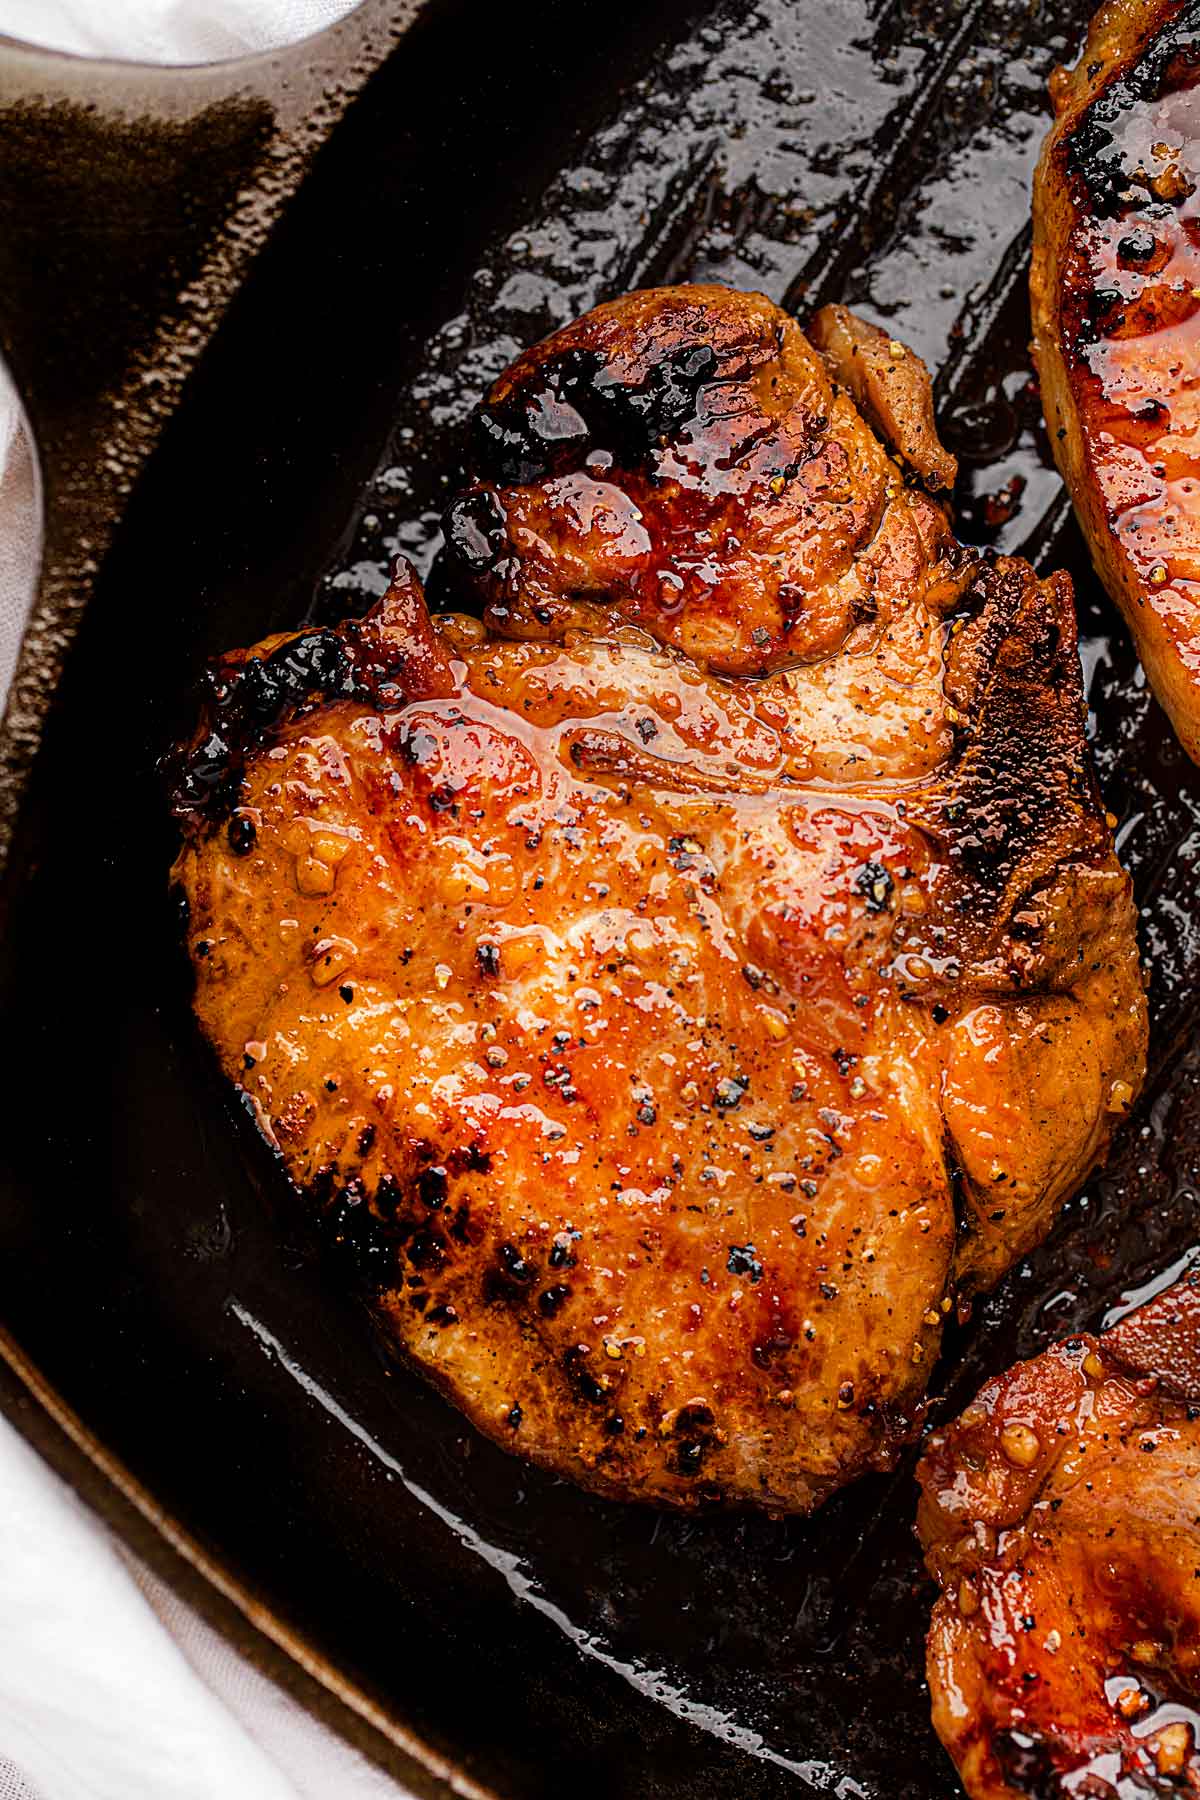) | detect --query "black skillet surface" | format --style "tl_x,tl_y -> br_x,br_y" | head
0,1 -> 1198,1795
